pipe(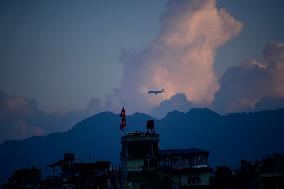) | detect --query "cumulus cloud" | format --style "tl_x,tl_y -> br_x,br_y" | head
150,93 -> 193,118
254,96 -> 284,112
85,97 -> 105,114
211,42 -> 284,113
108,0 -> 243,113
0,91 -> 44,143
0,91 -> 107,144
